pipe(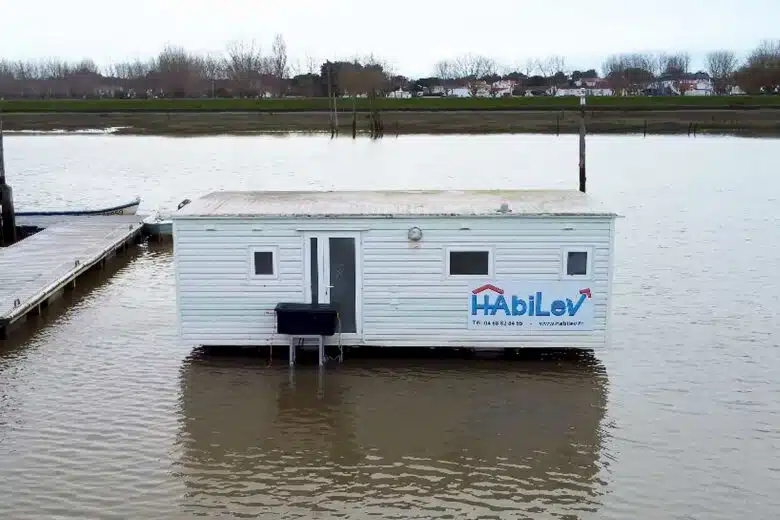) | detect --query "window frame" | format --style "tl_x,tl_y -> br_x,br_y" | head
445,246 -> 494,278
560,246 -> 593,280
248,246 -> 279,280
